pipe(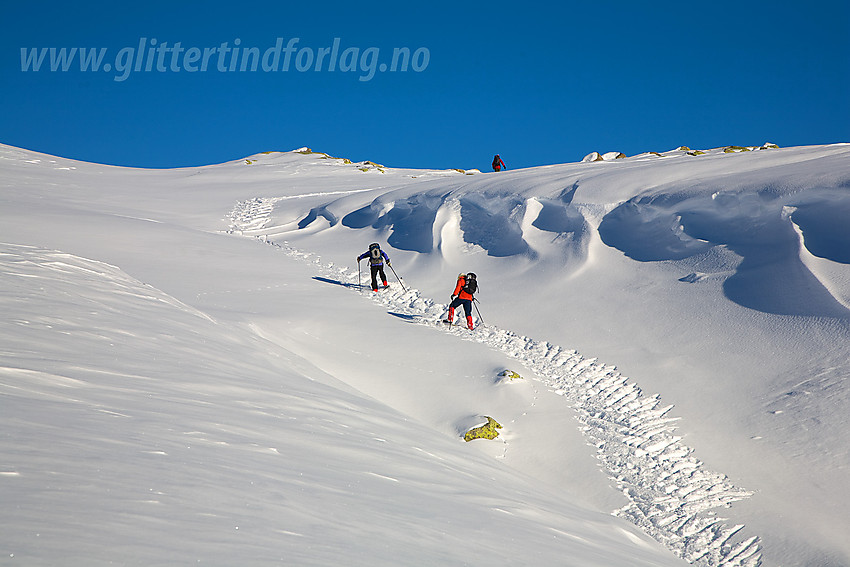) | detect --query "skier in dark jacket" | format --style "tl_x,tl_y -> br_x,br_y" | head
357,242 -> 391,291
444,272 -> 477,329
492,154 -> 506,172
